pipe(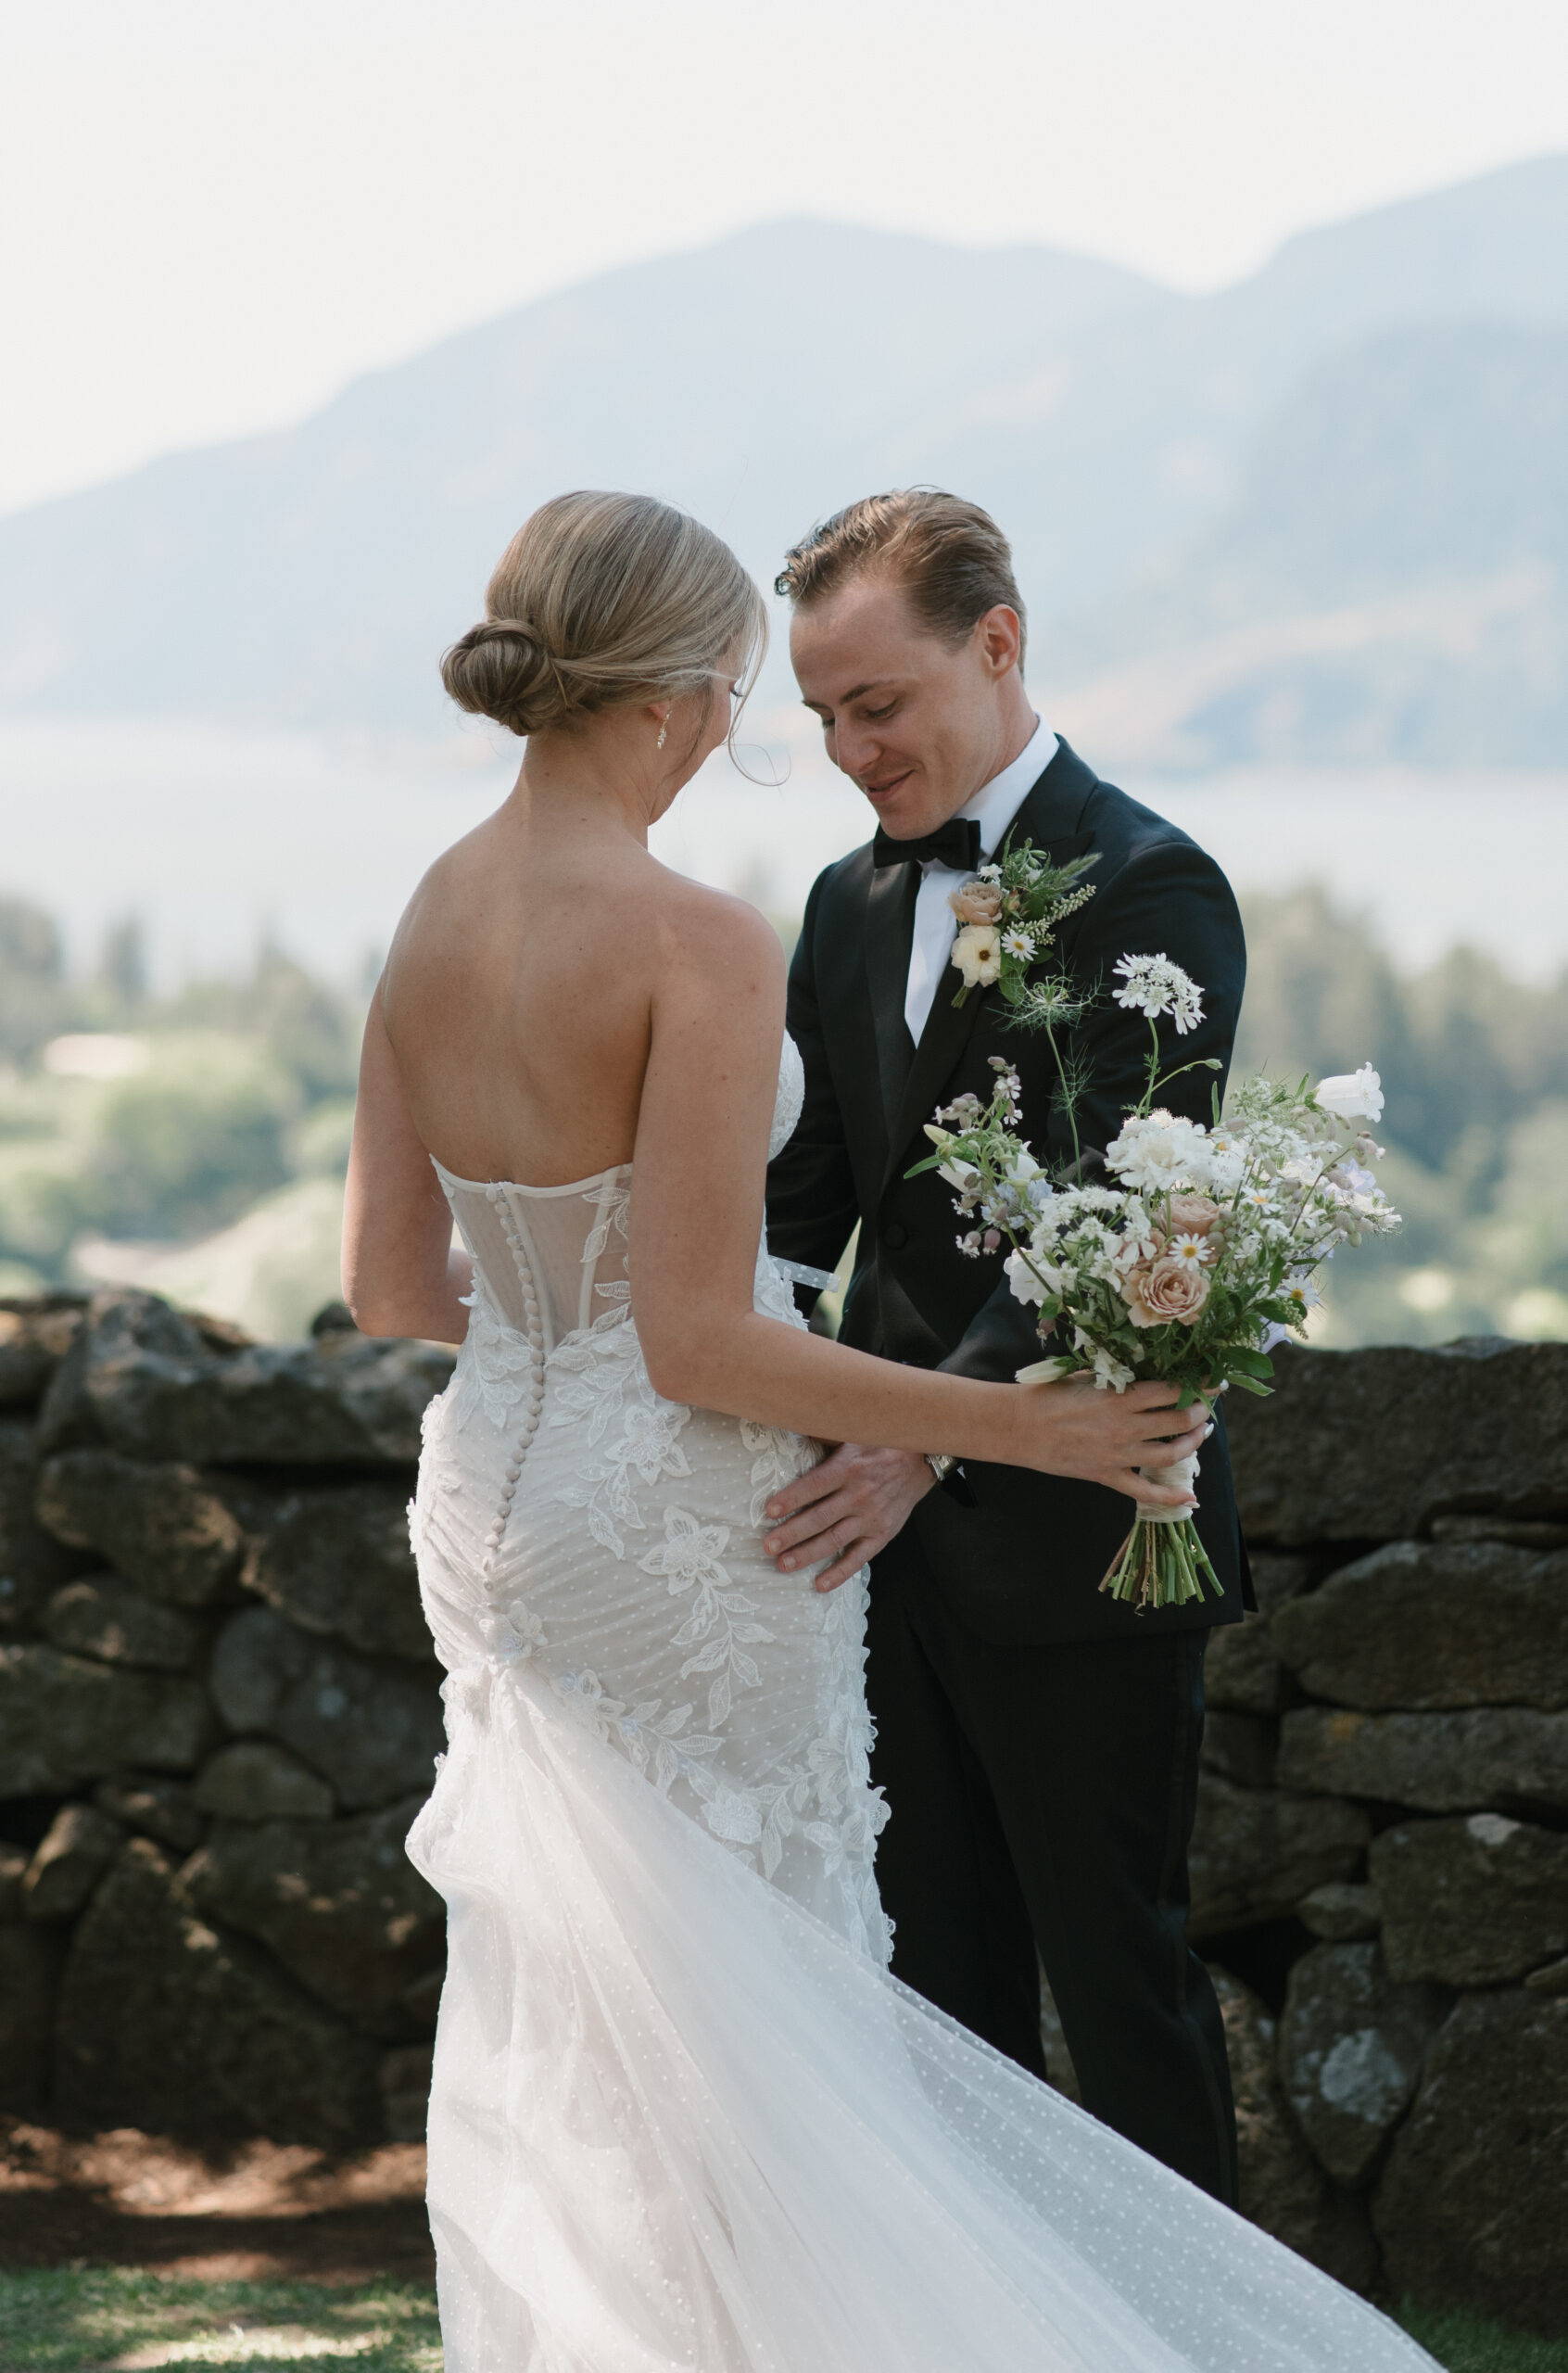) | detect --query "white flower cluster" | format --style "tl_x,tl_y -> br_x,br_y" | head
1111,953 -> 1205,1034
1103,1110 -> 1246,1197
990,1071 -> 1400,1390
